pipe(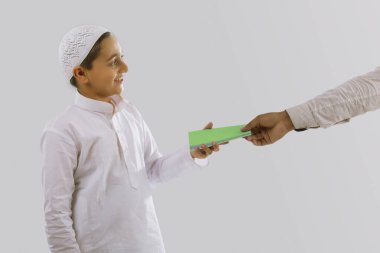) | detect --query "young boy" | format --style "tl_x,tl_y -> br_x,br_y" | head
41,25 -> 224,253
